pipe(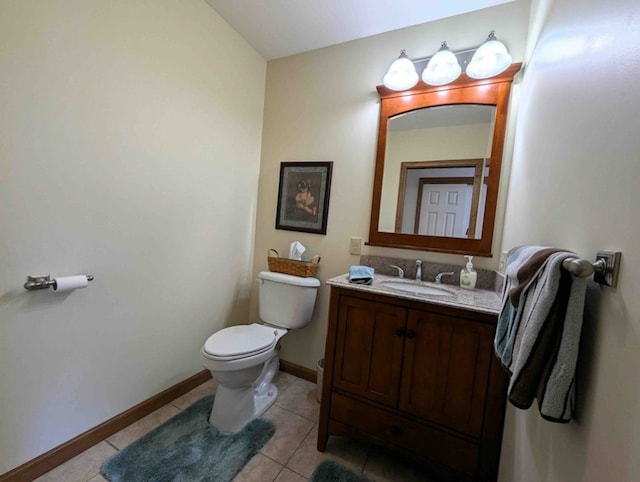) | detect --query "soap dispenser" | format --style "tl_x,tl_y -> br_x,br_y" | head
460,255 -> 477,290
